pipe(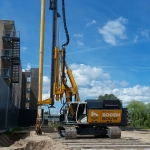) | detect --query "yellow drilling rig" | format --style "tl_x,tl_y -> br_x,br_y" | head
36,0 -> 128,139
